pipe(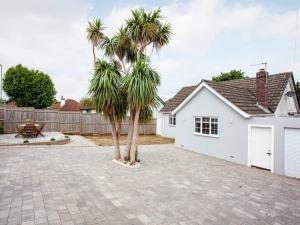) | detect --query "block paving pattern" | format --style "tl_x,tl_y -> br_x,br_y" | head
0,136 -> 300,225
